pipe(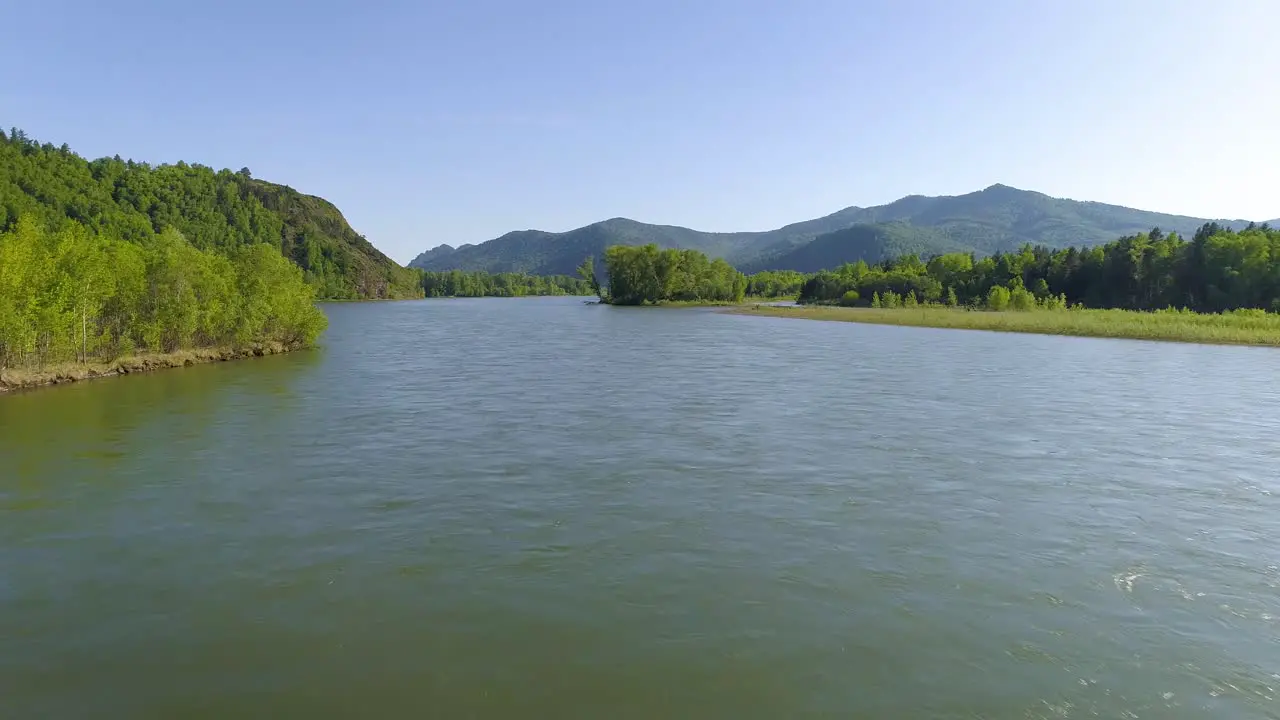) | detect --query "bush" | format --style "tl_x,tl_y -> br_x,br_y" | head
1010,286 -> 1037,311
986,286 -> 1011,311
839,290 -> 860,307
